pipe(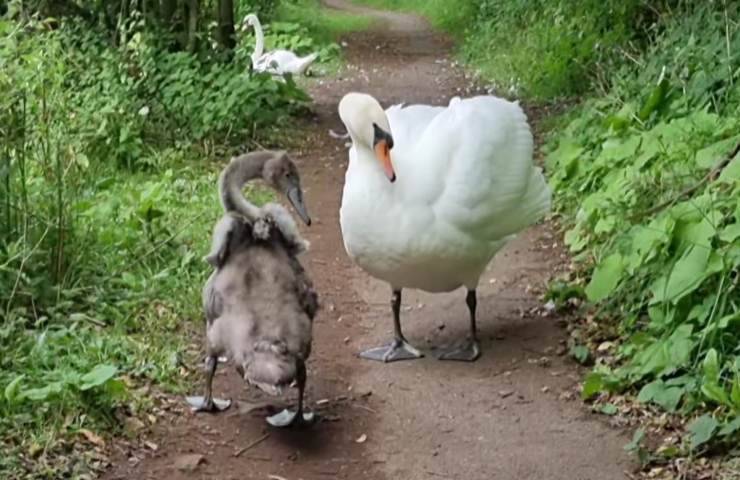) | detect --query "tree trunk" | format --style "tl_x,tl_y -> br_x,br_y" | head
186,0 -> 198,53
160,0 -> 177,28
216,0 -> 235,54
